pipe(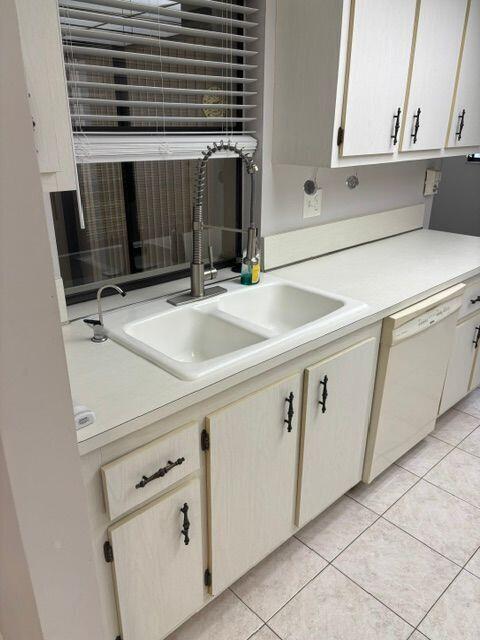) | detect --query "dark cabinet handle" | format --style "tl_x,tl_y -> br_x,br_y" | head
180,503 -> 190,545
456,109 -> 466,141
411,108 -> 421,144
284,392 -> 295,432
474,326 -> 480,350
471,296 -> 480,305
135,457 -> 185,489
391,107 -> 401,145
318,375 -> 329,413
